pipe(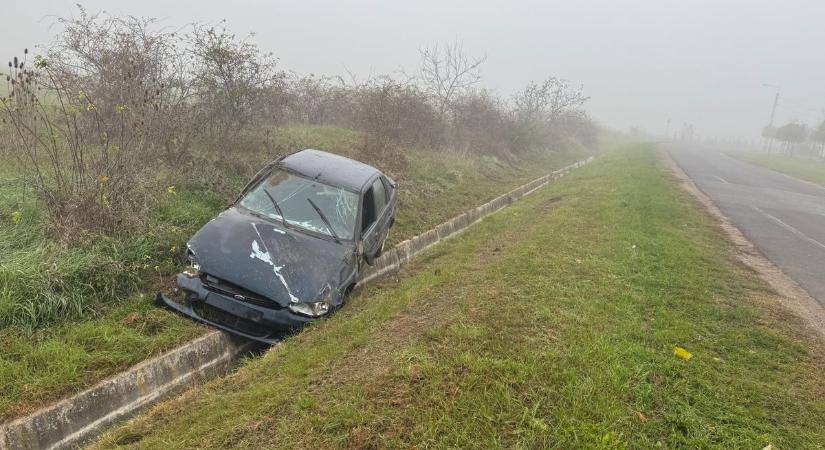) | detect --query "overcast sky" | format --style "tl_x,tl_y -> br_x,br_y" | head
3,0 -> 824,141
